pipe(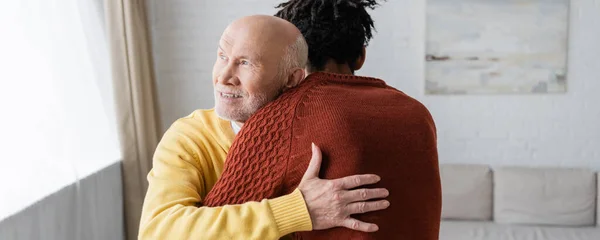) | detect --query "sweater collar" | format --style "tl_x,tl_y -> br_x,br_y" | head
303,71 -> 387,87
